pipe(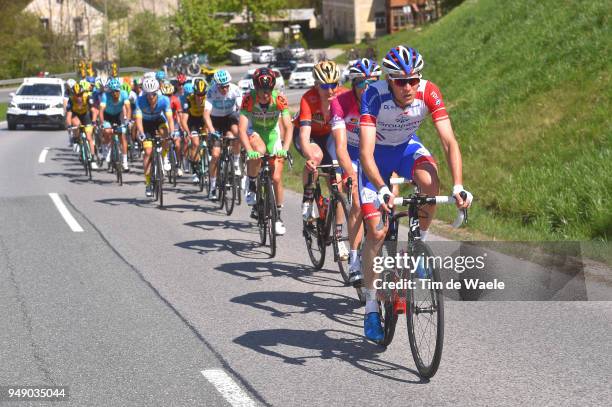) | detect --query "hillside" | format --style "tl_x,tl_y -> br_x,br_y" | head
339,0 -> 611,241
